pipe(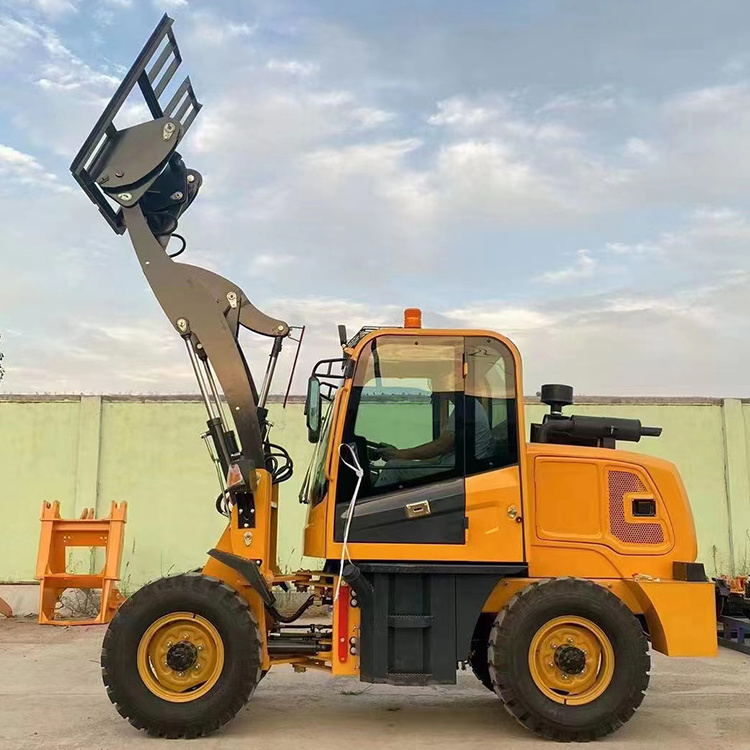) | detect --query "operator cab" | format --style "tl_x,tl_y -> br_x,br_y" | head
303,309 -> 521,547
